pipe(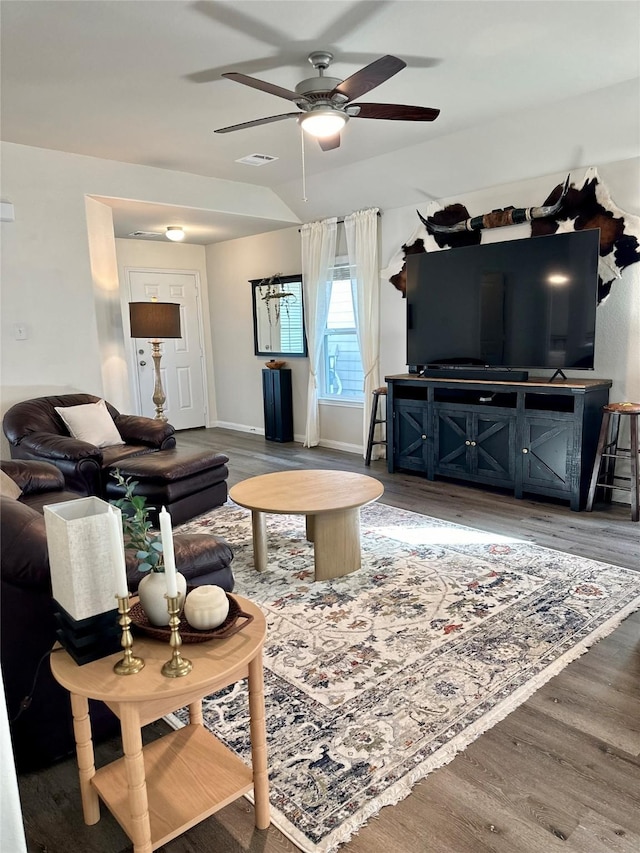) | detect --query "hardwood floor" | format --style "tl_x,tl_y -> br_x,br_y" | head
18,429 -> 640,853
